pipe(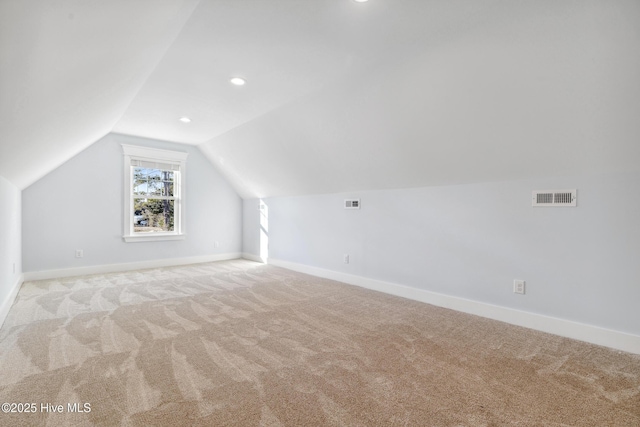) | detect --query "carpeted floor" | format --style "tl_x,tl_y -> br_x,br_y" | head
0,259 -> 639,426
